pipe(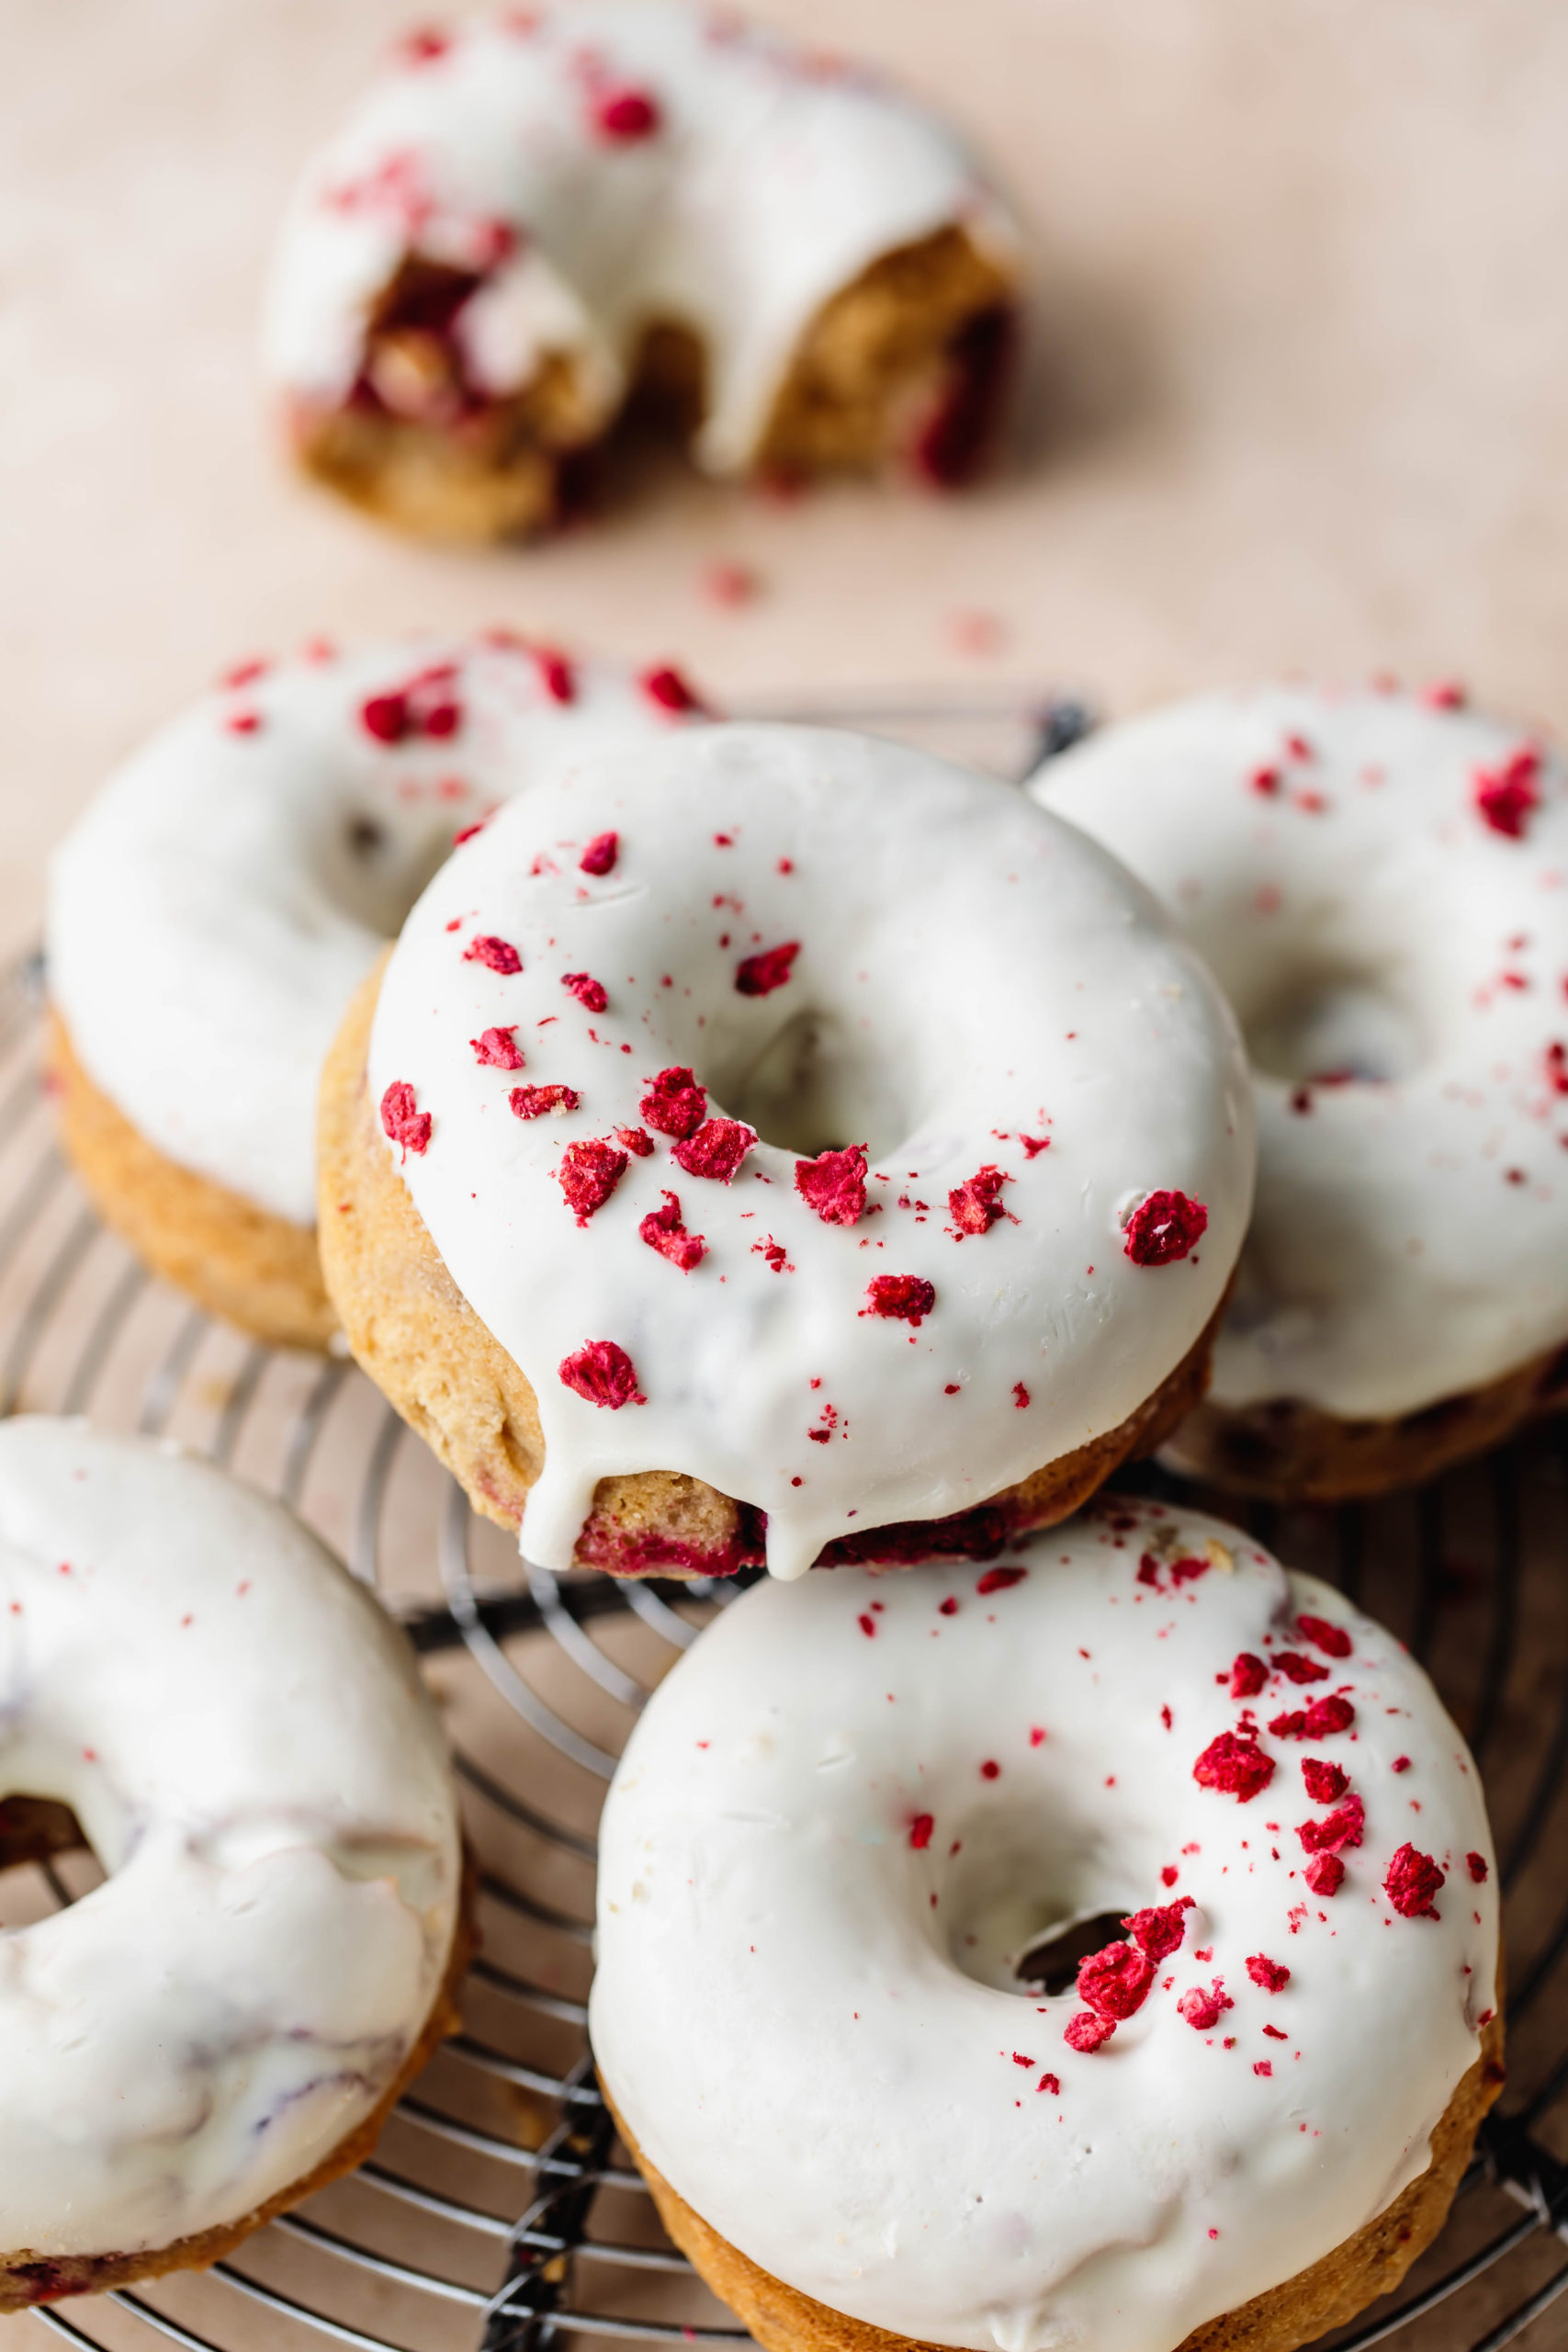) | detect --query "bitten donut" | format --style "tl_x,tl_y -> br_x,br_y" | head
264,4 -> 1021,541
592,1501 -> 1503,2352
319,721 -> 1253,1578
0,1419 -> 466,2312
47,633 -> 697,1351
1033,684 -> 1568,1498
